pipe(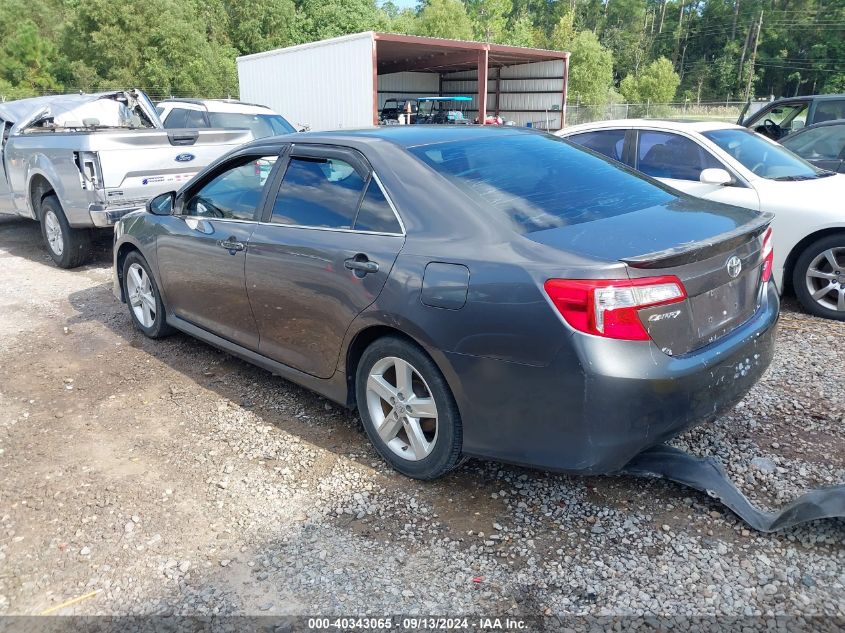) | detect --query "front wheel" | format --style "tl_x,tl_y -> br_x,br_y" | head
792,234 -> 845,320
355,337 -> 462,480
39,195 -> 92,269
122,251 -> 174,338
